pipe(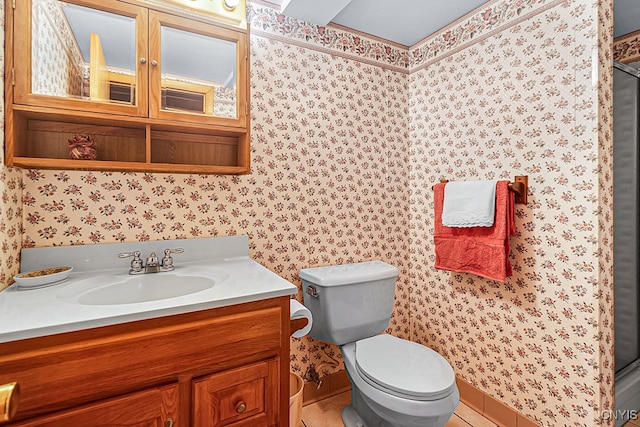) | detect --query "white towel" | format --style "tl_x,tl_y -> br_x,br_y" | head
442,180 -> 497,227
